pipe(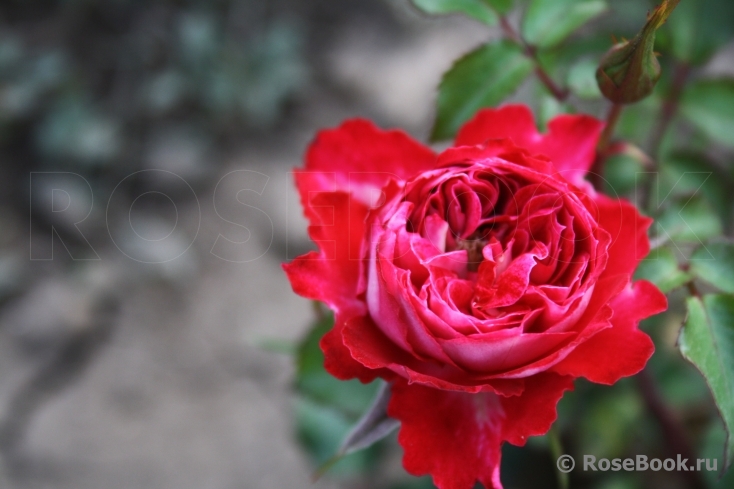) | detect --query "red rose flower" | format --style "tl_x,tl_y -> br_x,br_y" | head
284,105 -> 667,489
